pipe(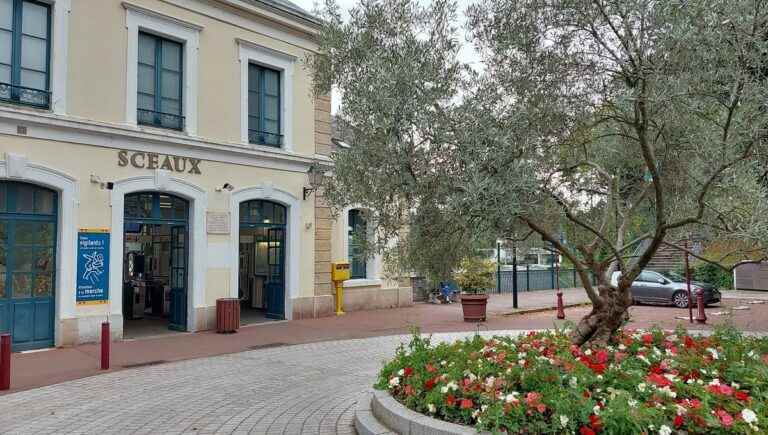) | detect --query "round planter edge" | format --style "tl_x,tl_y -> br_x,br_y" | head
364,389 -> 490,435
